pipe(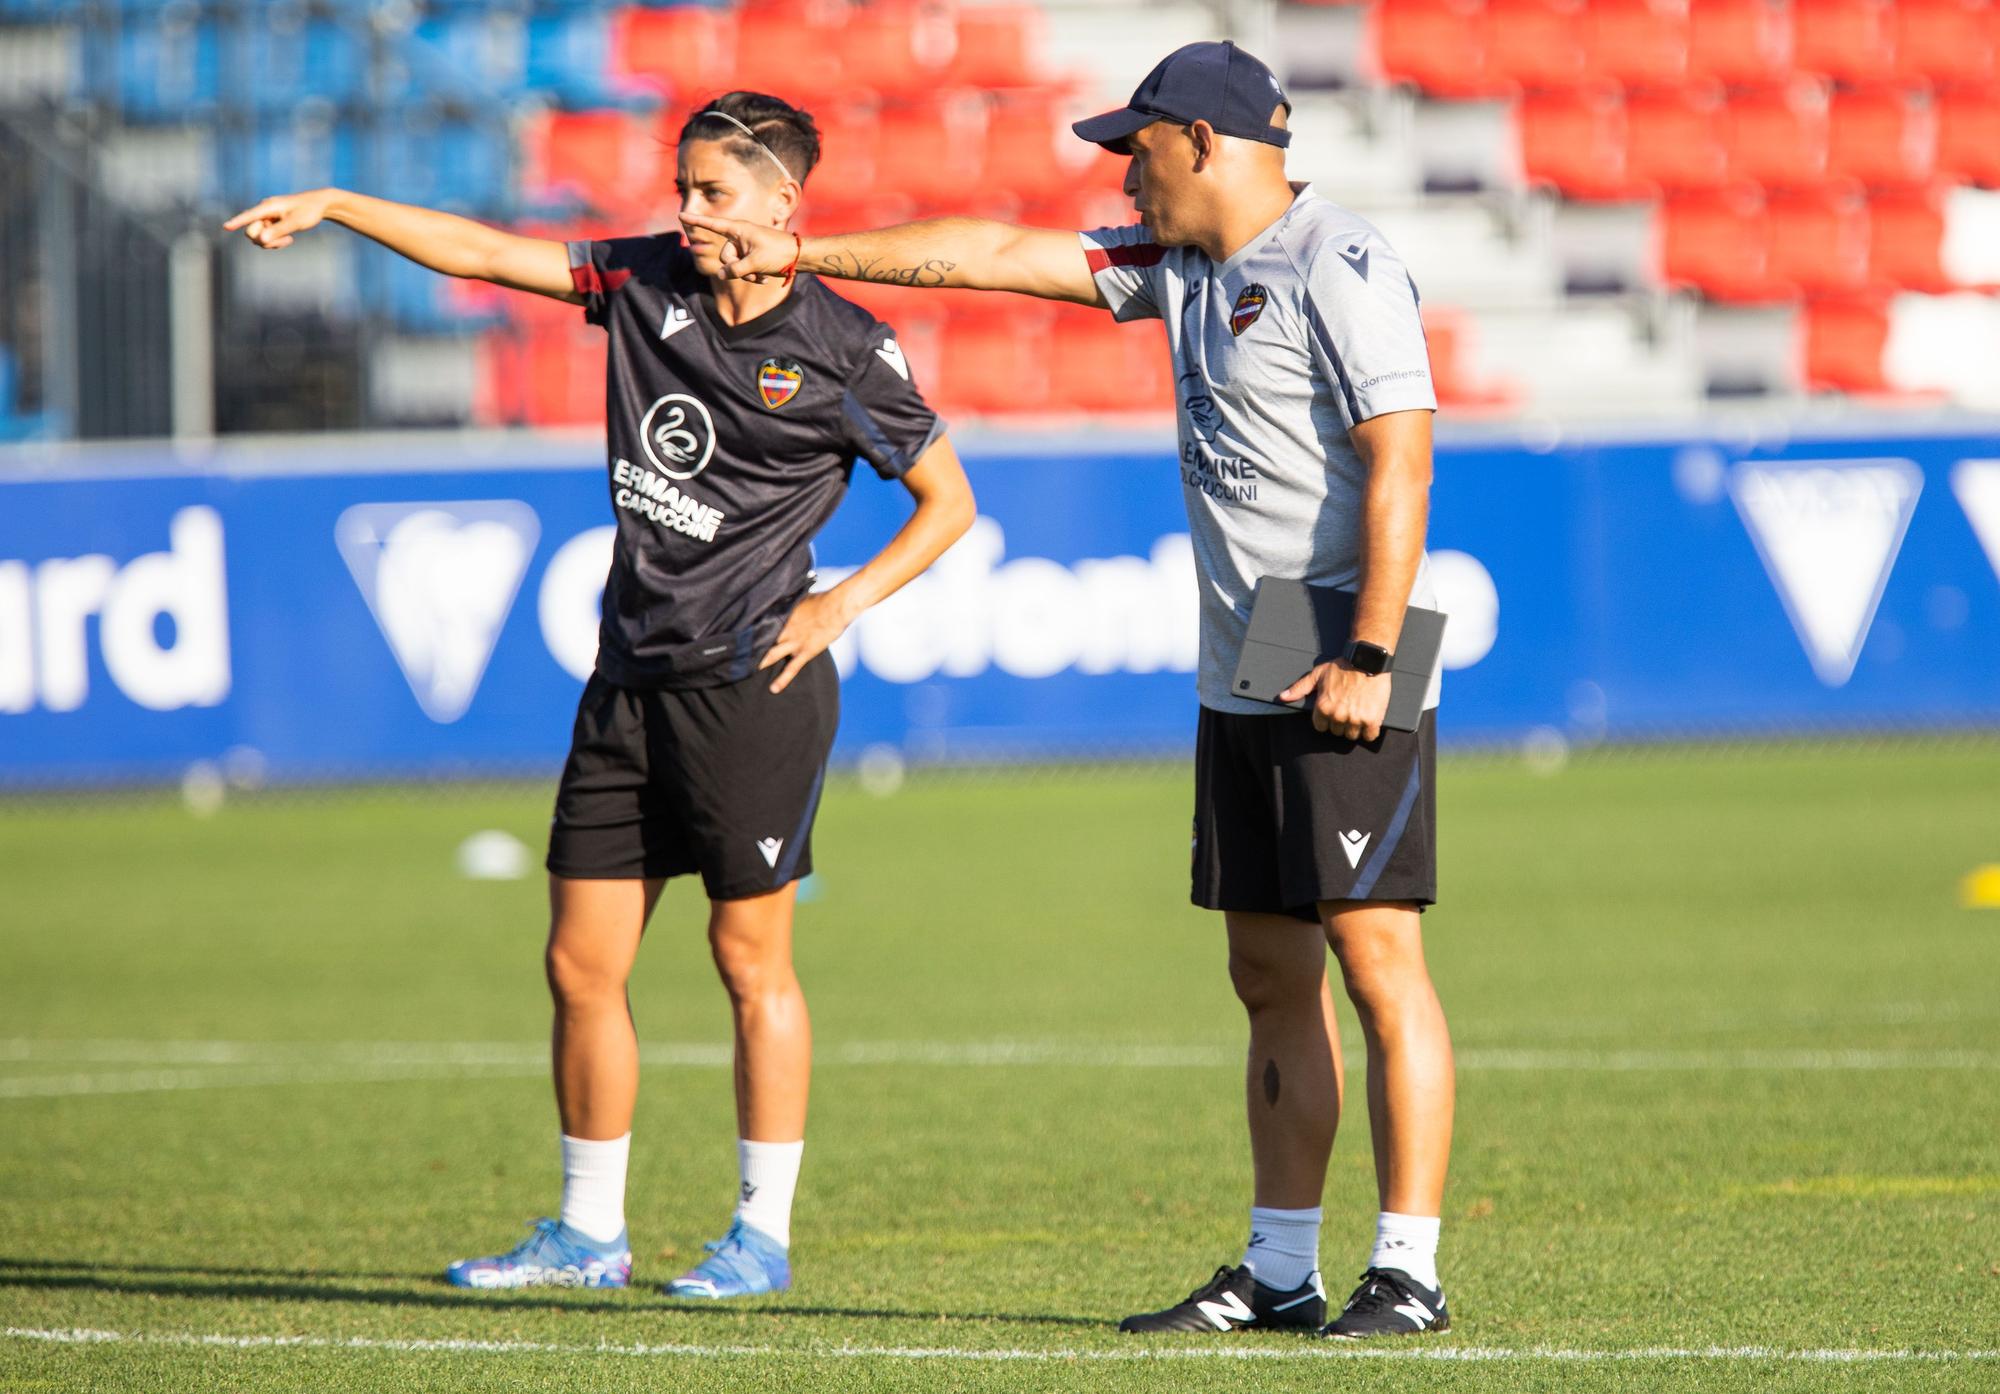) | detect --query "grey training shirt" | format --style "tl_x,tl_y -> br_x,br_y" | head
1081,185 -> 1442,715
